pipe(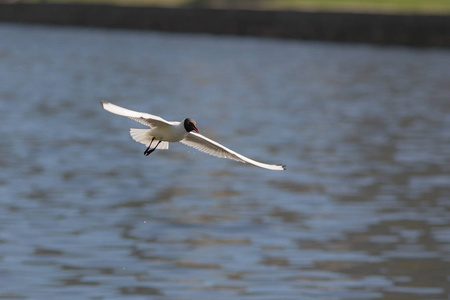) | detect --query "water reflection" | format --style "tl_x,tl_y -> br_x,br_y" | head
0,24 -> 449,299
